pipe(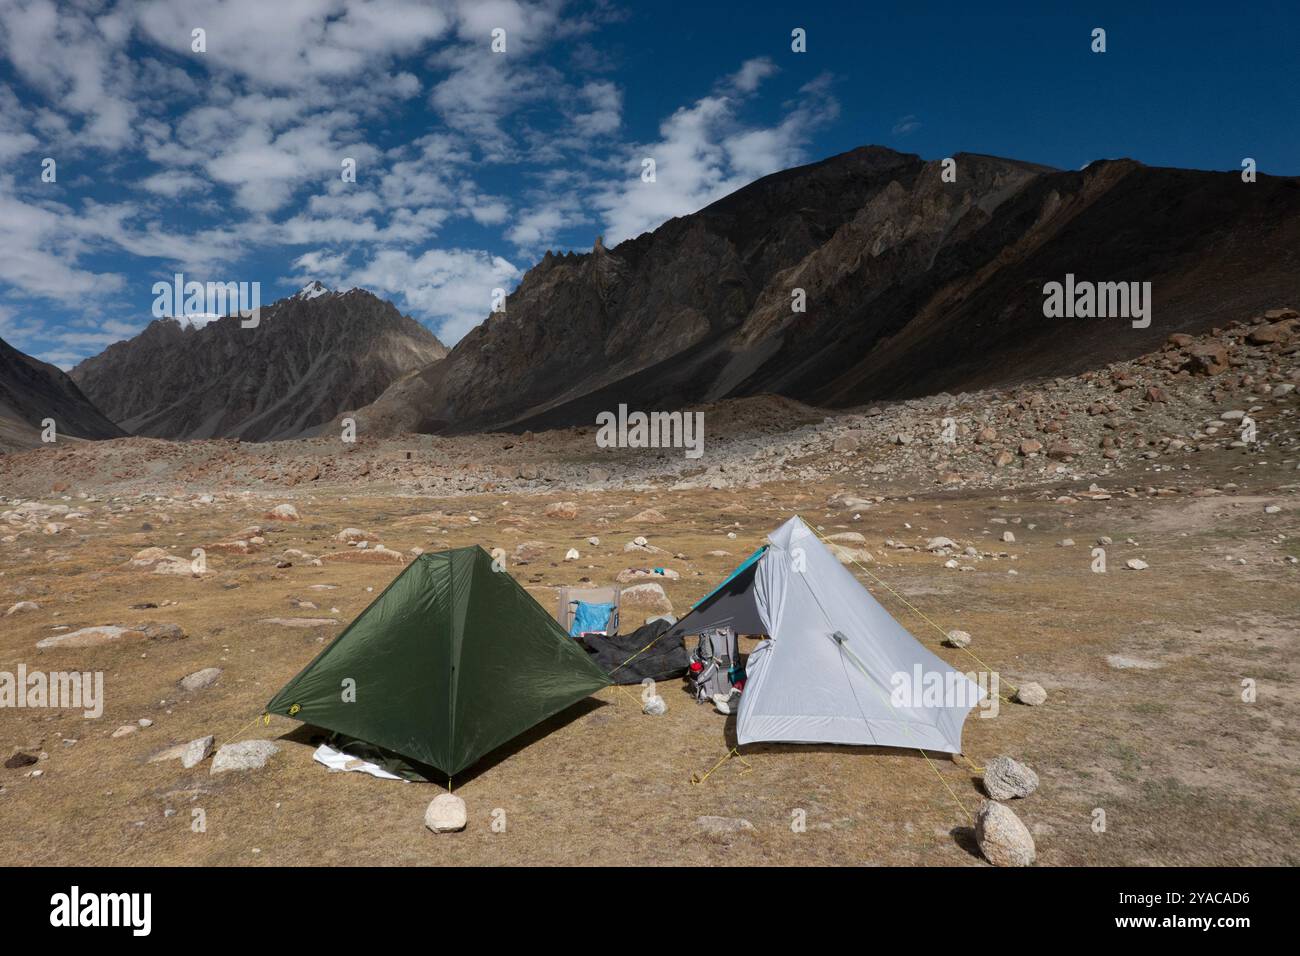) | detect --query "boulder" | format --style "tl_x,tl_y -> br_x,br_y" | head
181,735 -> 216,769
36,622 -> 185,650
975,800 -> 1036,866
210,740 -> 279,775
621,582 -> 672,614
983,755 -> 1040,799
321,546 -> 406,564
425,793 -> 467,833
265,504 -> 300,521
179,667 -> 222,691
1247,321 -> 1293,345
1184,343 -> 1229,375
944,629 -> 972,649
511,540 -> 546,562
258,617 -> 339,628
1046,440 -> 1080,461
